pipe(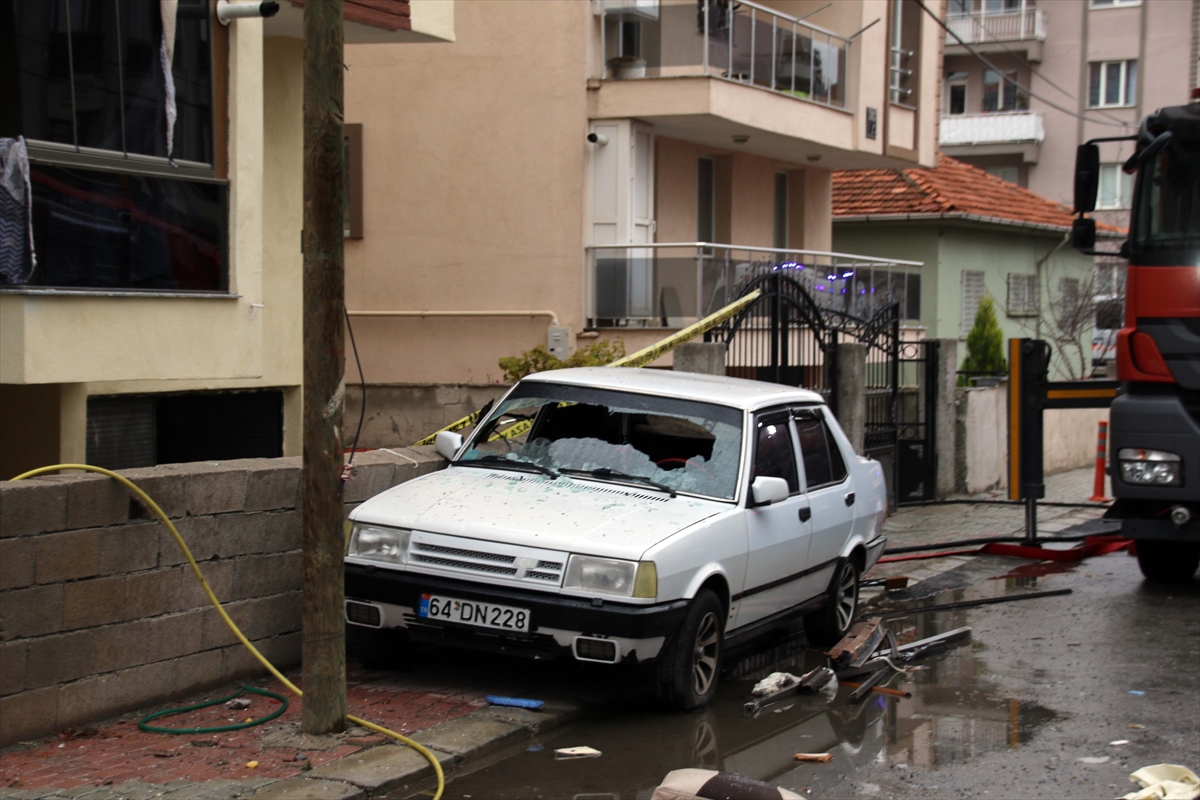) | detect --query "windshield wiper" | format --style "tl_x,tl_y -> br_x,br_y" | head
560,467 -> 676,497
456,454 -> 558,479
